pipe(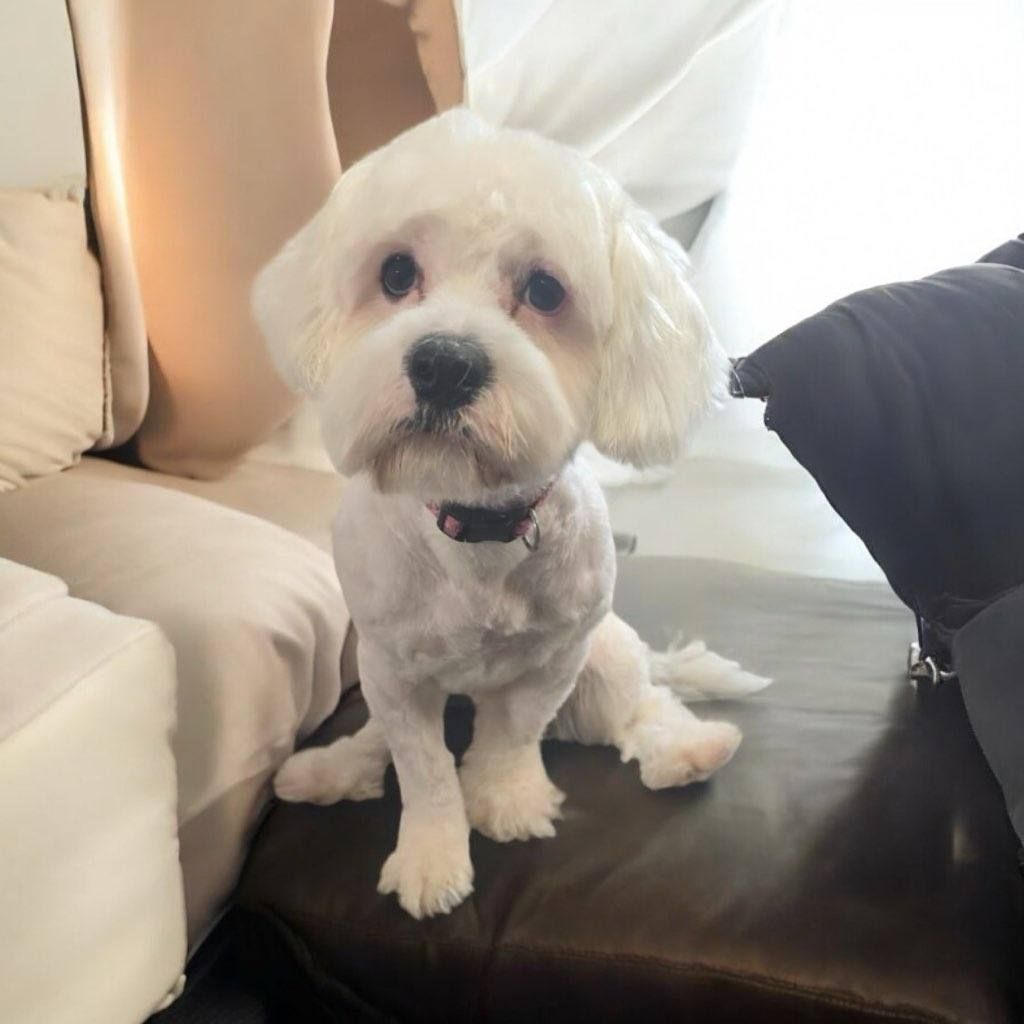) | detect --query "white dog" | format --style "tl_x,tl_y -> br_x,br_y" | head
256,110 -> 768,920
